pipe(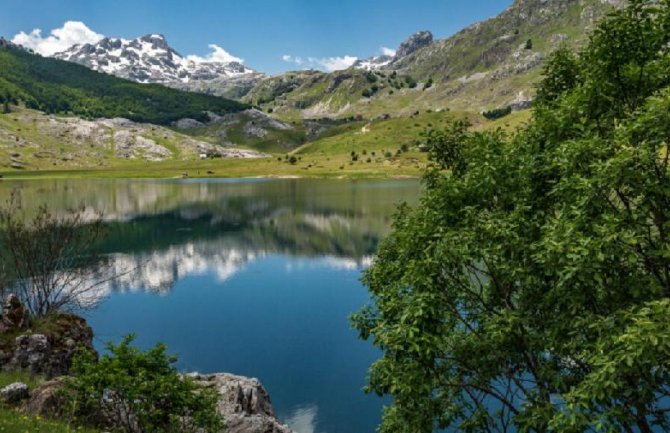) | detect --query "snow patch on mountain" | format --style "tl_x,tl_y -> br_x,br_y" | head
54,33 -> 256,85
